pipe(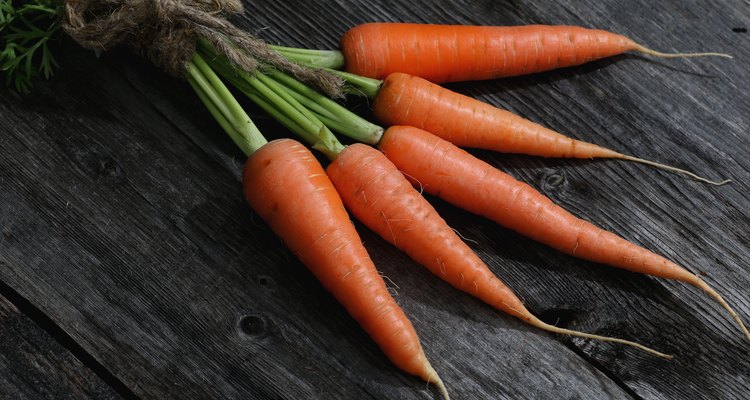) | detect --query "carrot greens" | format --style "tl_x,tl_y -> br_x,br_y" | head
186,53 -> 267,157
269,44 -> 345,69
0,0 -> 61,93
